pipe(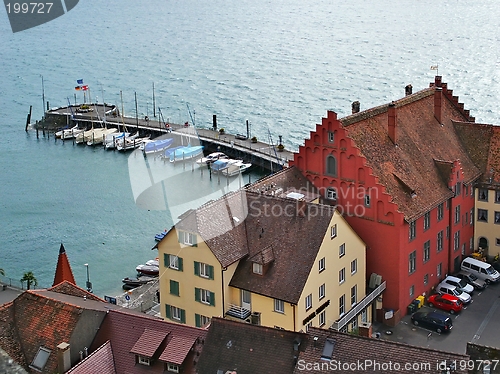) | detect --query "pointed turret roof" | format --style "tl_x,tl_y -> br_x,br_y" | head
52,243 -> 76,286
